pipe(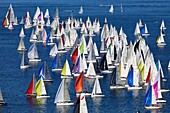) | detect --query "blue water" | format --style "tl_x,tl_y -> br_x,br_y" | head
0,0 -> 170,113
